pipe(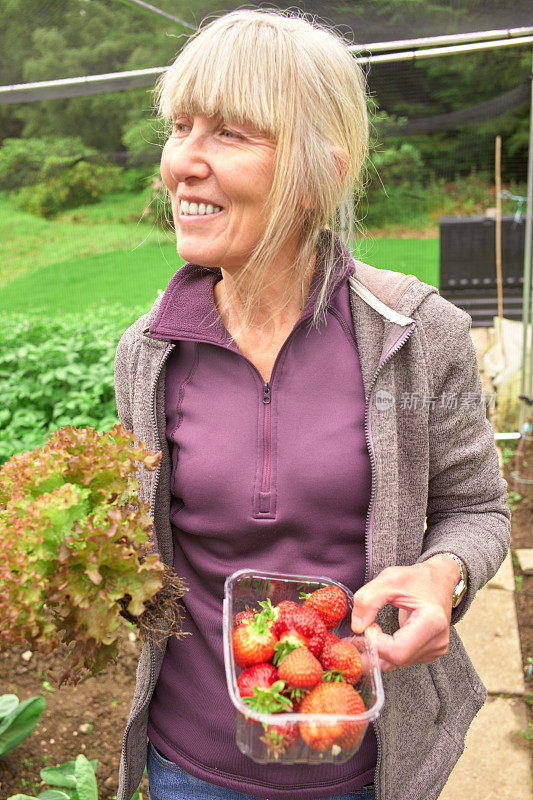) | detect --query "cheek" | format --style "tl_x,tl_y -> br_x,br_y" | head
160,146 -> 176,190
